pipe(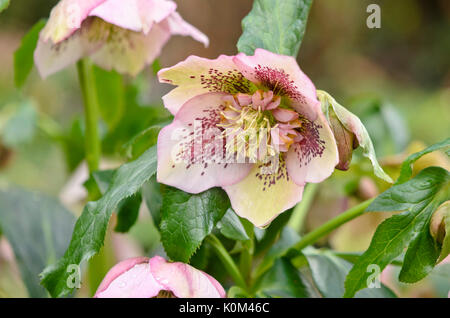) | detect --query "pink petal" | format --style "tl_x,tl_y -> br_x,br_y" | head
157,119 -> 252,194
40,0 -> 106,44
162,11 -> 209,47
158,54 -> 250,115
233,48 -> 319,121
286,112 -> 339,186
272,108 -> 299,122
223,164 -> 305,228
149,256 -> 225,298
89,0 -> 176,34
95,257 -> 164,298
